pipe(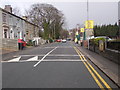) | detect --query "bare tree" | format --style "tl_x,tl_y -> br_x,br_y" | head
12,7 -> 22,17
60,30 -> 69,39
25,3 -> 65,39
